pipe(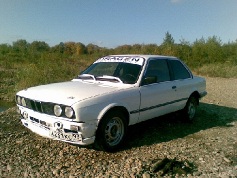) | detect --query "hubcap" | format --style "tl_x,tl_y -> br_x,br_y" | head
105,117 -> 124,146
188,102 -> 196,119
